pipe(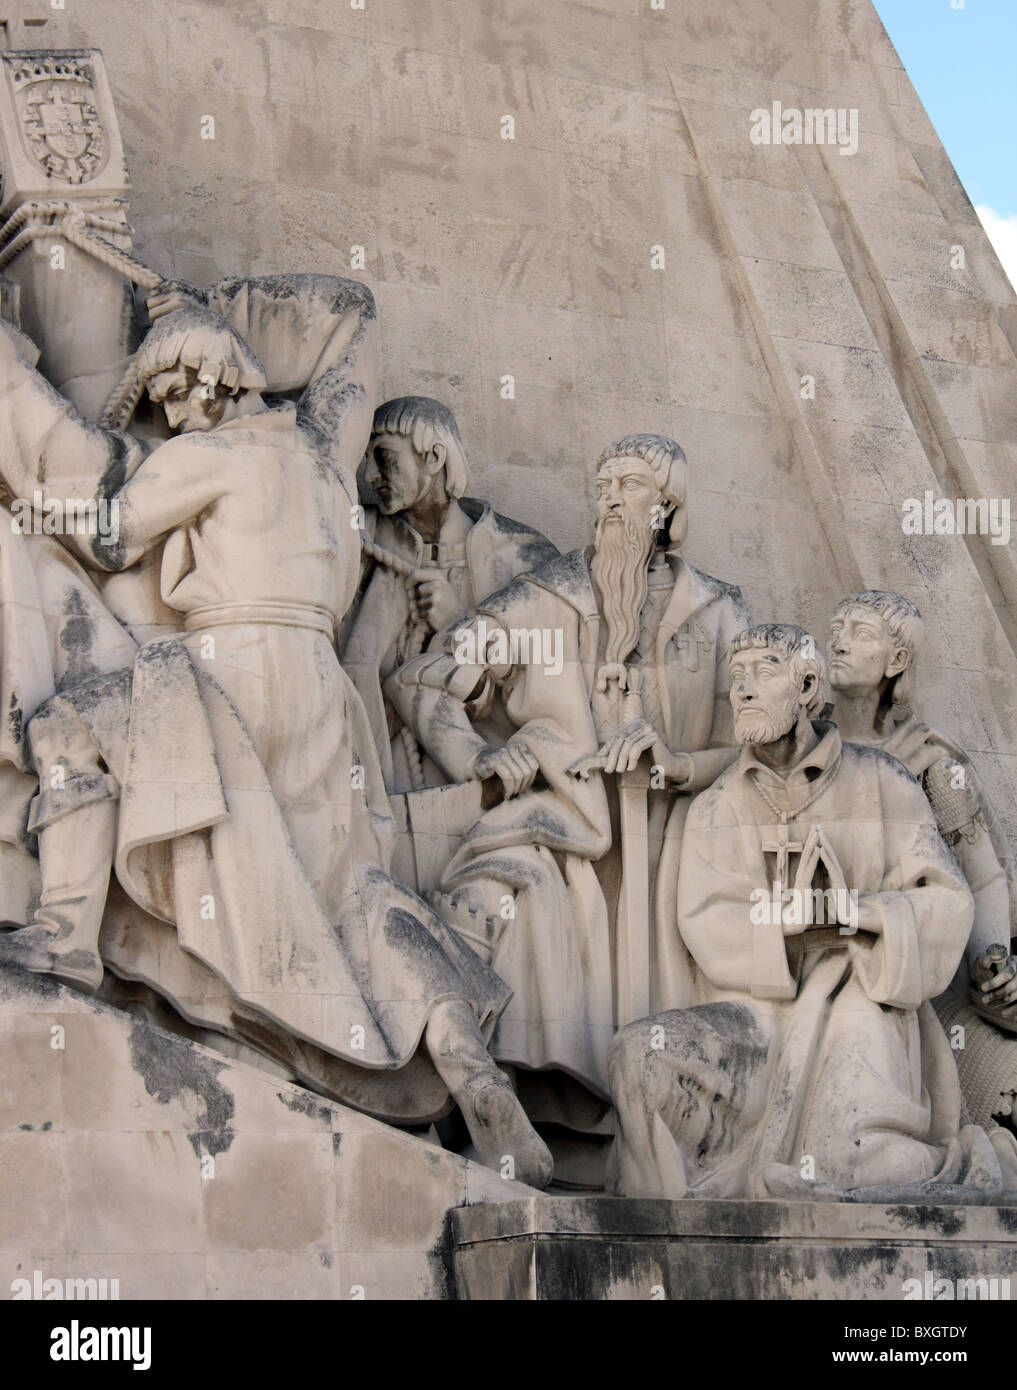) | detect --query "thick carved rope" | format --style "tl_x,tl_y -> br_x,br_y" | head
1,210 -> 434,787
0,199 -> 161,289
